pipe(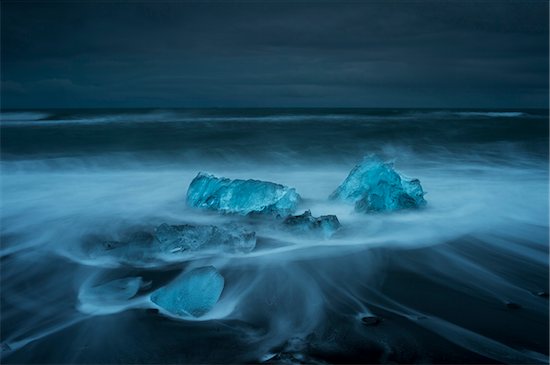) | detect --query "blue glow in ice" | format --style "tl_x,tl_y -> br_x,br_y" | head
150,266 -> 224,317
186,172 -> 301,216
330,156 -> 426,212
